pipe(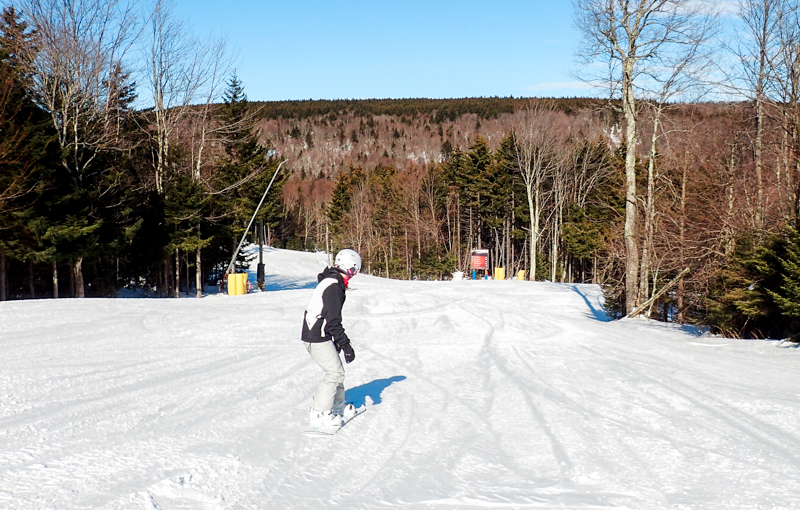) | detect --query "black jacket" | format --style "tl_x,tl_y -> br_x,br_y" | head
301,267 -> 349,345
